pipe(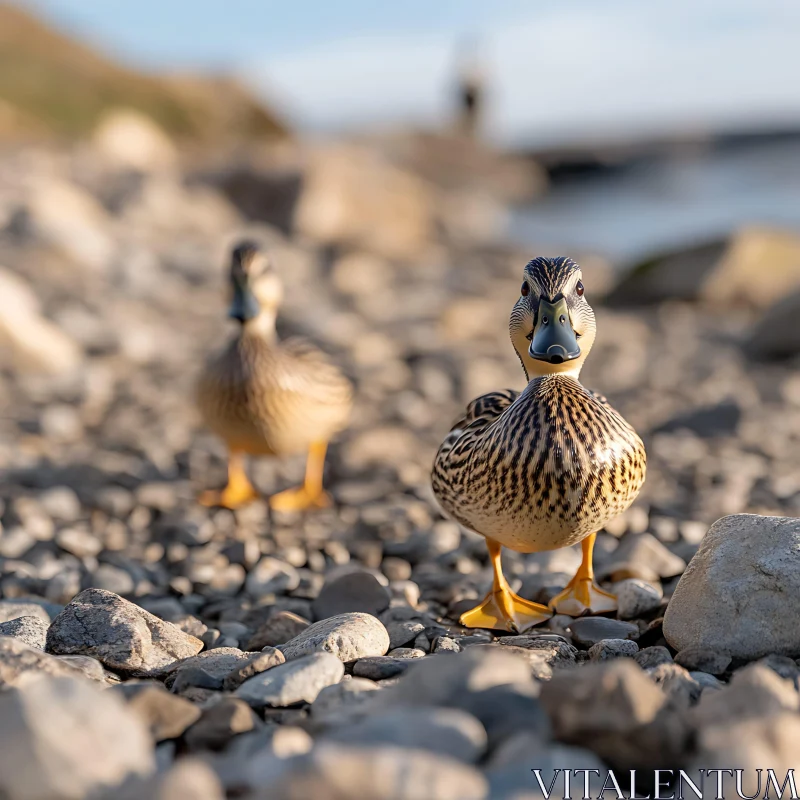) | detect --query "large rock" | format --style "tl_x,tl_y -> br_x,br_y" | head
0,675 -> 153,799
0,267 -> 83,375
279,613 -> 389,663
294,144 -> 435,260
664,515 -> 800,660
46,589 -> 203,675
